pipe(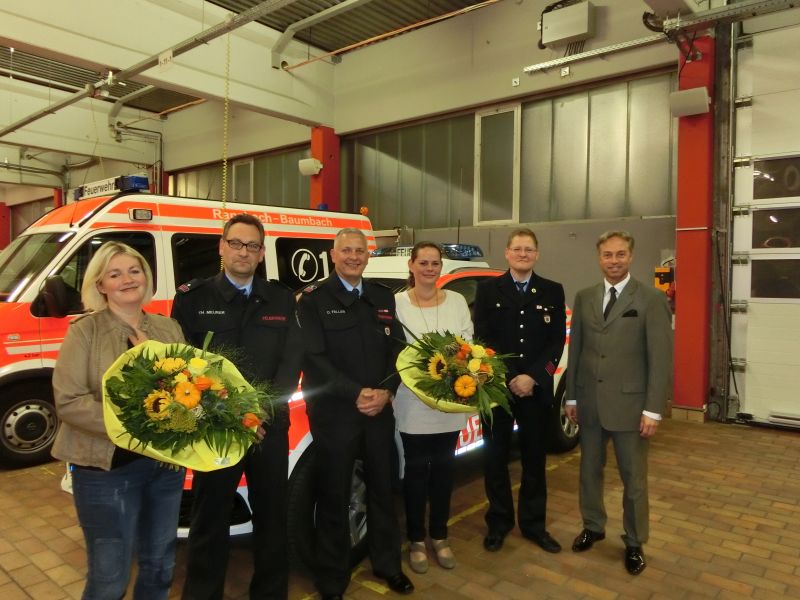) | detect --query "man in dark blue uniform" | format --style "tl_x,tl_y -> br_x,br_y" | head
172,213 -> 300,600
473,227 -> 566,554
294,228 -> 413,600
